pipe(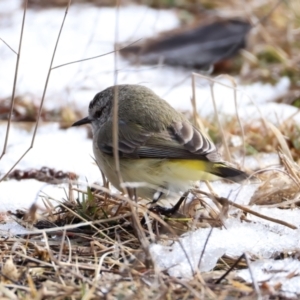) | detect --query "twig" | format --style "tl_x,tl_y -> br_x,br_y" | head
51,39 -> 141,70
0,37 -> 17,55
112,0 -> 125,195
215,253 -> 245,284
197,190 -> 297,230
279,151 -> 300,185
244,252 -> 262,300
0,0 -> 27,160
0,0 -> 72,181
191,74 -> 198,126
197,228 -> 213,269
210,81 -> 231,162
217,74 -> 245,166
